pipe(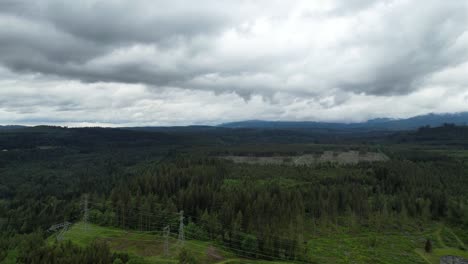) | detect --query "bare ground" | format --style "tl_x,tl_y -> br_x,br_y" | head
222,151 -> 389,165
